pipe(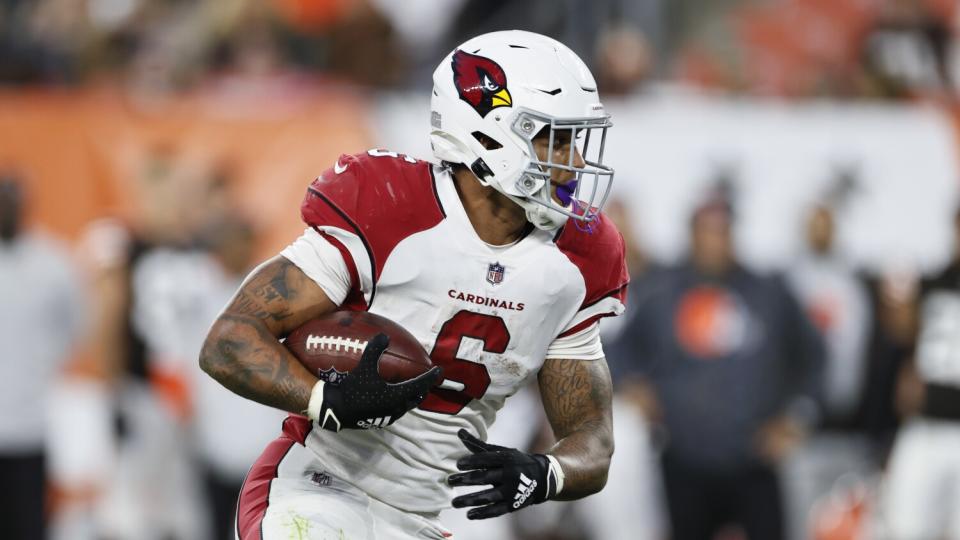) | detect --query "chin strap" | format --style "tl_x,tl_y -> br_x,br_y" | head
498,189 -> 562,231
524,200 -> 568,230
528,207 -> 566,230
523,178 -> 572,230
461,160 -> 567,231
